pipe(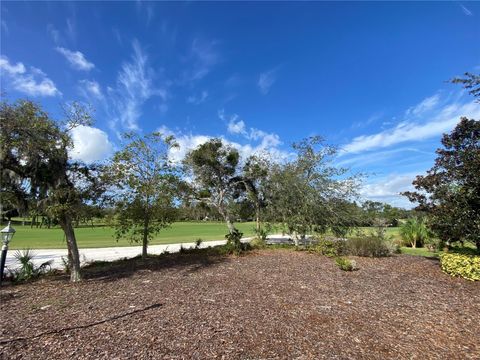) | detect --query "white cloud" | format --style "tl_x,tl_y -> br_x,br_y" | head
187,90 -> 208,105
158,124 -> 289,165
343,97 -> 480,154
108,40 -> 167,131
405,94 -> 440,117
0,56 -> 60,97
69,125 -> 113,163
360,173 -> 418,209
257,68 -> 277,95
0,56 -> 25,74
56,47 -> 95,71
79,79 -> 103,99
